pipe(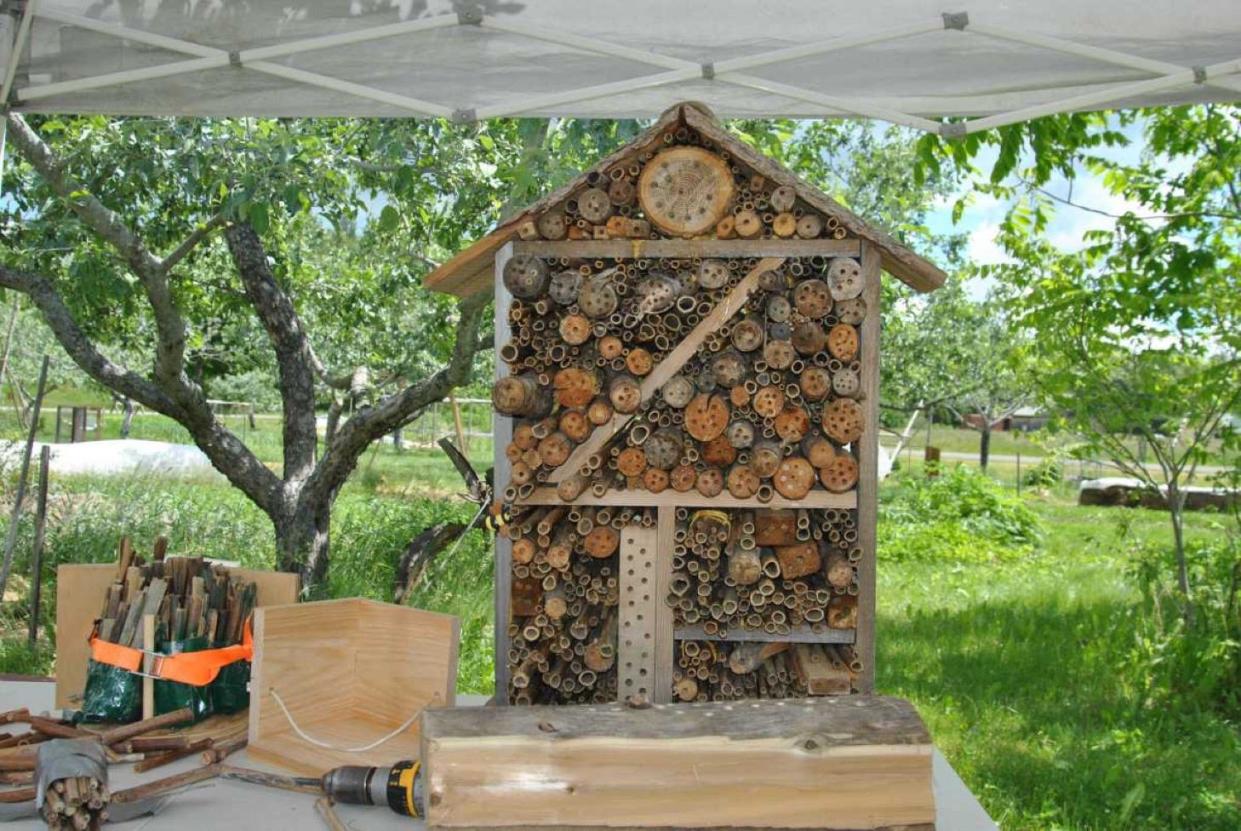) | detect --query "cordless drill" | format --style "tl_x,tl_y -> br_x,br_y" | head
321,760 -> 424,818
